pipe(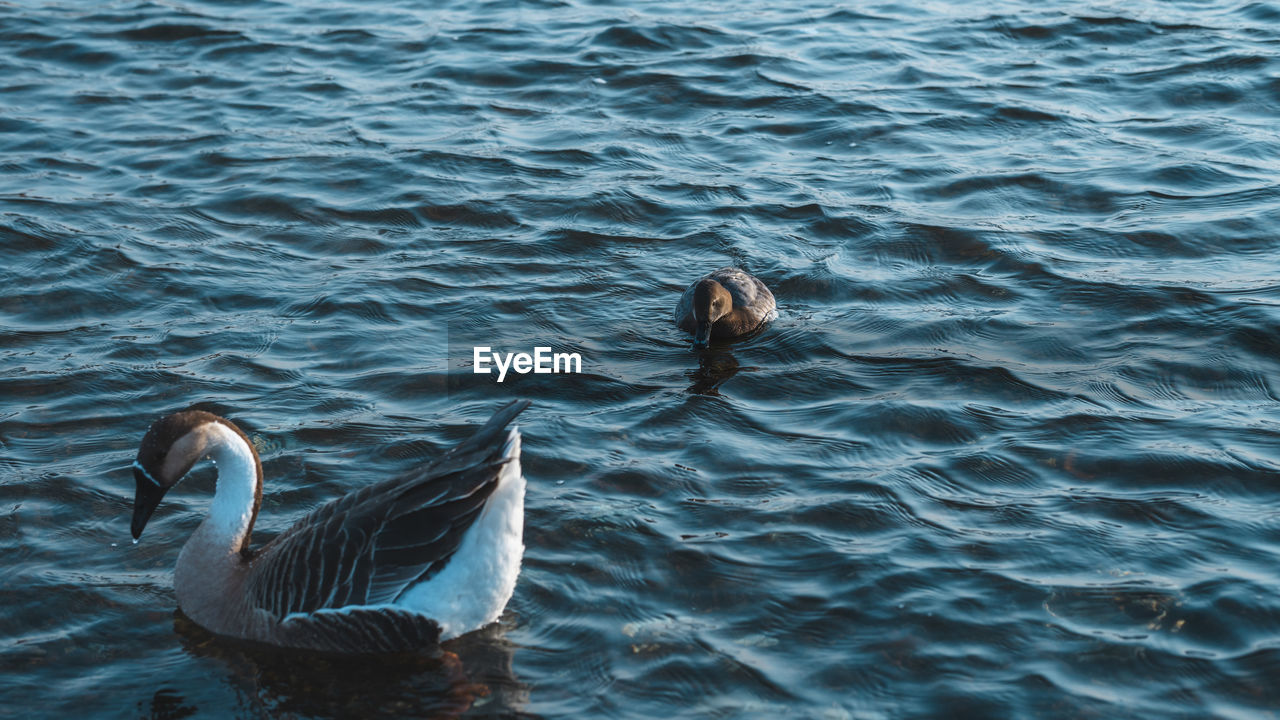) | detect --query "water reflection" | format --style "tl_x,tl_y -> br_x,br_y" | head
169,612 -> 526,718
145,688 -> 197,720
686,349 -> 740,395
